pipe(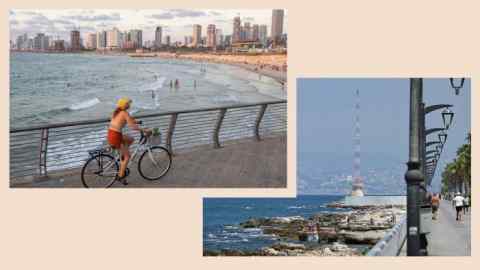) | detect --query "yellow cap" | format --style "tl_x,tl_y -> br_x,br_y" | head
116,97 -> 132,110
